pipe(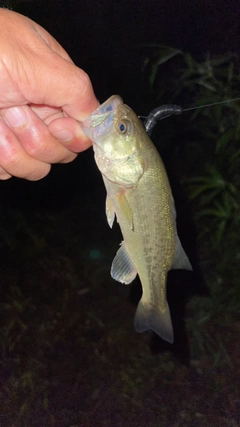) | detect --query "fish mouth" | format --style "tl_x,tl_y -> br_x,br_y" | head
82,95 -> 122,142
